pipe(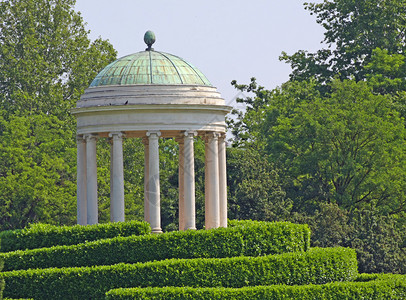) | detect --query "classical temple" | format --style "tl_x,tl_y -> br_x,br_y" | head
73,31 -> 231,233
